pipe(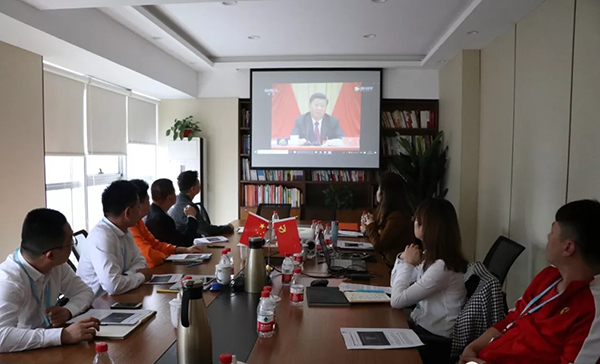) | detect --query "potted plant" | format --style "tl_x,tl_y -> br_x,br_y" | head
166,116 -> 201,141
323,185 -> 362,222
387,131 -> 448,213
